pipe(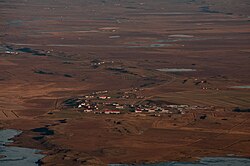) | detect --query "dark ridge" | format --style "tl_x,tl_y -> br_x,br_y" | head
142,100 -> 178,106
58,119 -> 67,123
140,82 -> 155,87
233,108 -> 250,113
17,47 -> 47,56
5,45 -> 14,51
63,98 -> 81,107
107,67 -> 128,73
31,127 -> 54,136
17,48 -> 34,53
63,61 -> 73,64
106,67 -> 136,75
200,114 -> 207,119
34,70 -> 54,75
200,6 -> 220,14
64,74 -> 72,78
32,136 -> 44,141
